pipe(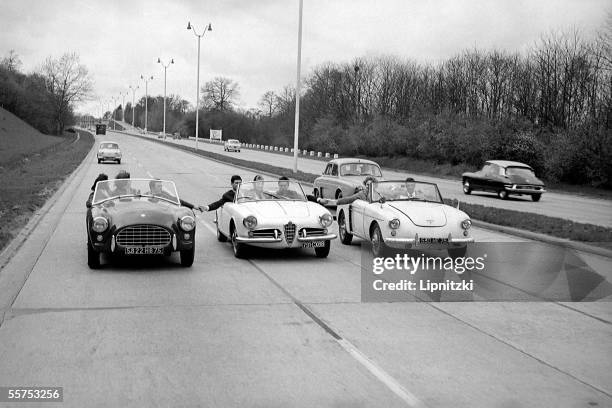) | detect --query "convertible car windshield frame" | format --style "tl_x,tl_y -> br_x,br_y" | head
369,180 -> 444,204
235,181 -> 307,202
92,179 -> 181,205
